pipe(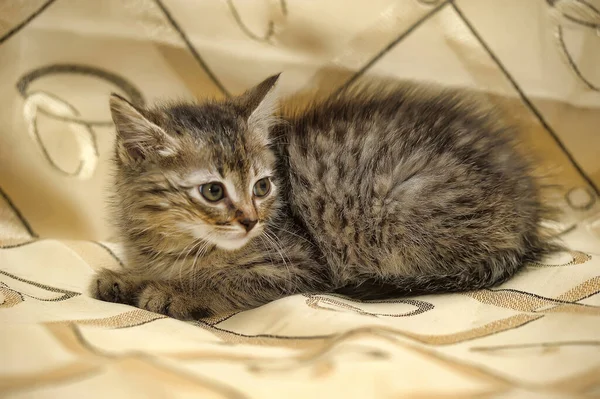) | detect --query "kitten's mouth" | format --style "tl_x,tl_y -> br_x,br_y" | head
185,222 -> 261,251
213,227 -> 261,250
180,221 -> 261,251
